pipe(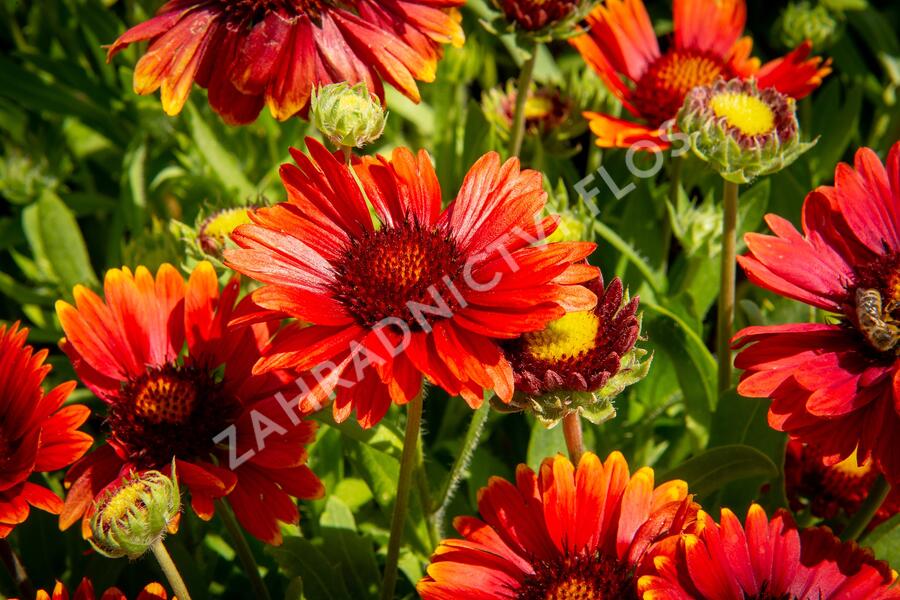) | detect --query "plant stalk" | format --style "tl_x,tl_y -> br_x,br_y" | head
717,180 -> 740,394
562,411 -> 585,465
508,42 -> 539,157
433,401 -> 490,538
150,539 -> 193,600
380,390 -> 425,600
216,499 -> 272,600
843,476 -> 891,542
